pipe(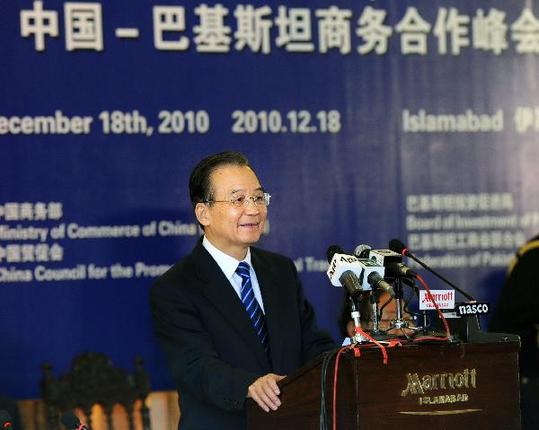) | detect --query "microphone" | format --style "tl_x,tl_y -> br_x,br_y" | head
353,243 -> 371,258
366,270 -> 395,298
386,262 -> 417,278
326,245 -> 363,297
389,238 -> 475,301
354,245 -> 417,280
60,411 -> 88,430
0,411 -> 13,430
368,248 -> 418,278
327,245 -> 395,296
388,238 -> 411,256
